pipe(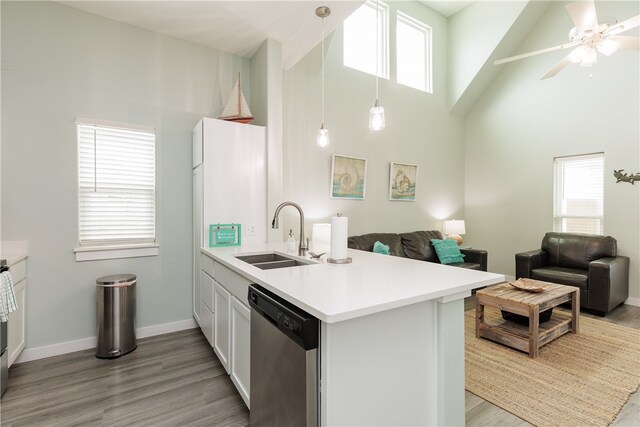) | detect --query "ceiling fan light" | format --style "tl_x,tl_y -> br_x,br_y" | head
580,47 -> 598,67
568,46 -> 587,63
597,38 -> 621,56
